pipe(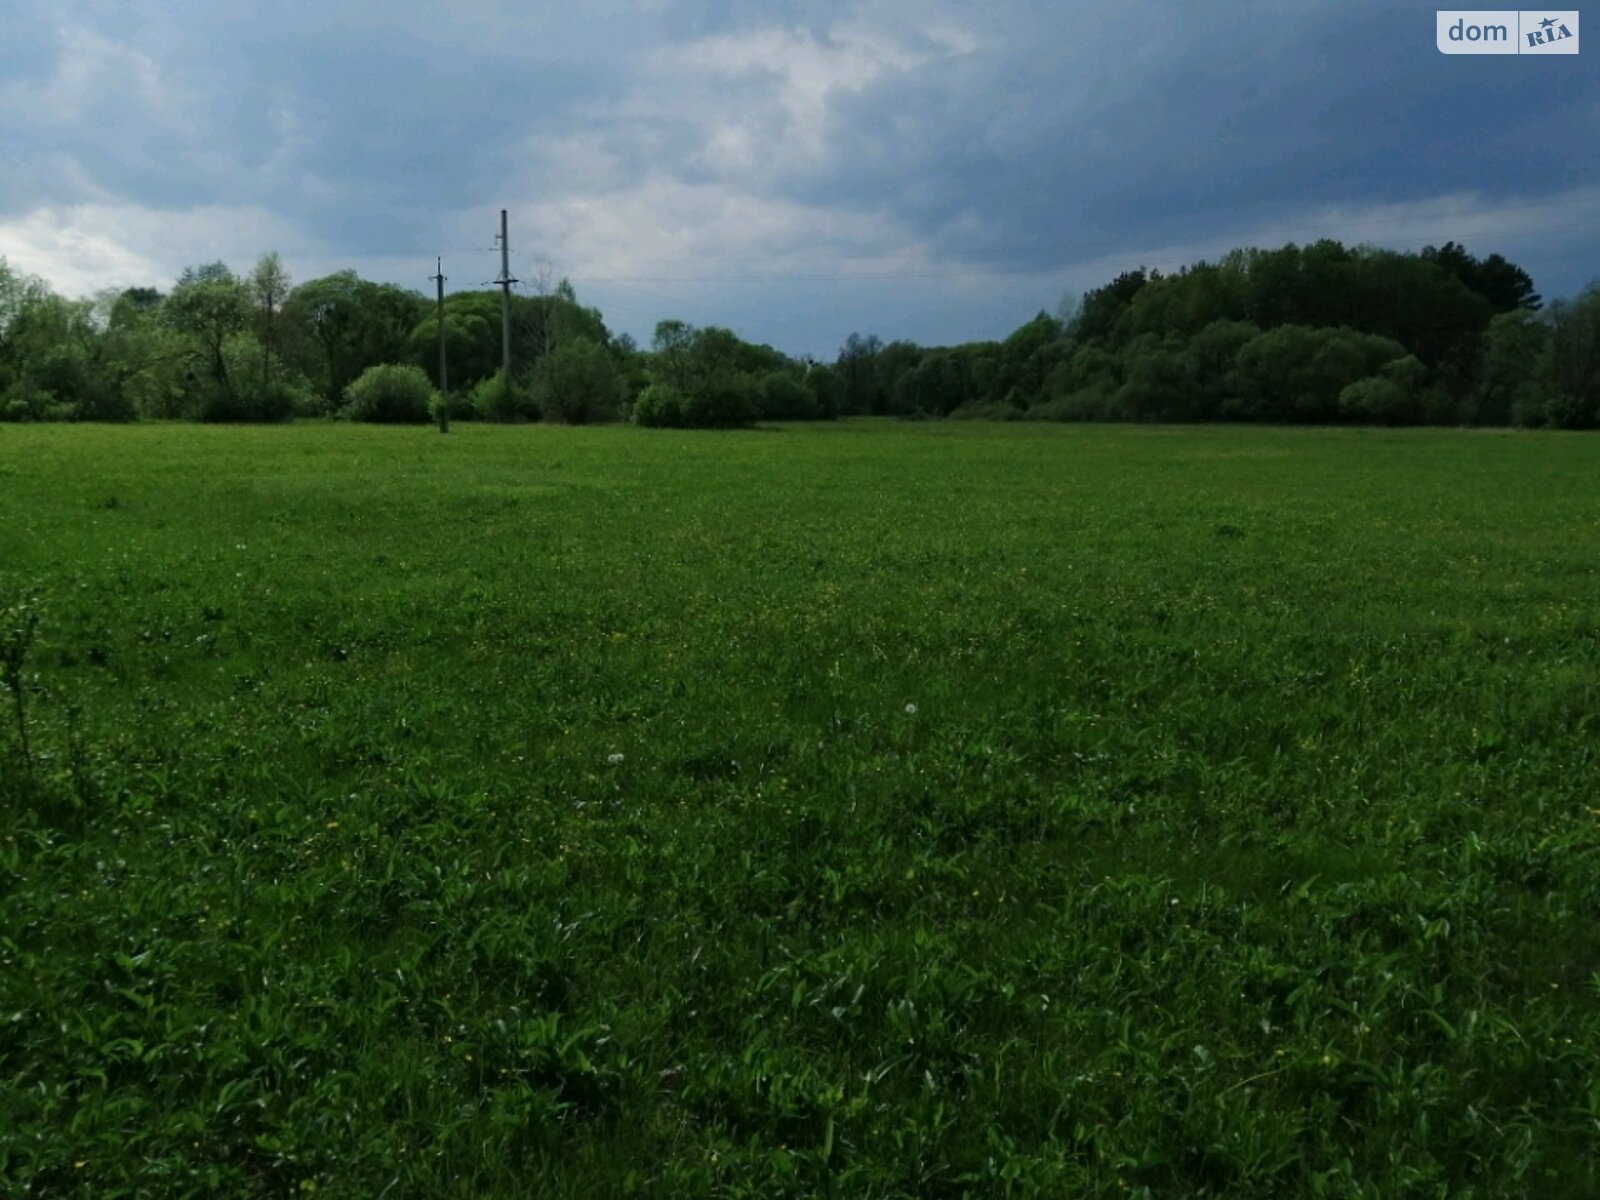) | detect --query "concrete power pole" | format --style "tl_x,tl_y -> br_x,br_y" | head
430,257 -> 449,434
494,209 -> 518,382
